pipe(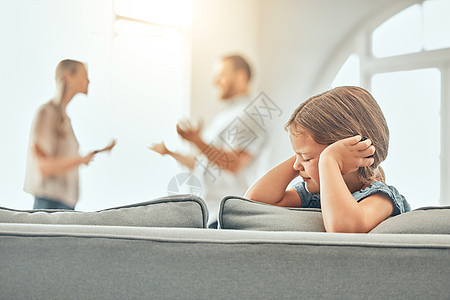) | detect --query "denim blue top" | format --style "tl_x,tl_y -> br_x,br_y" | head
292,181 -> 411,216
